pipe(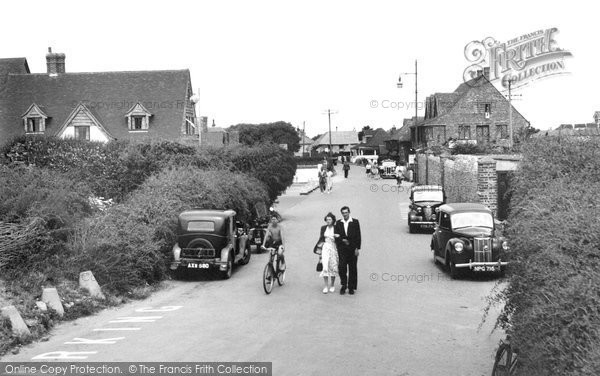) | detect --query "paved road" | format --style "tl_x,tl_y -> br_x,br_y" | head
2,165 -> 504,376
